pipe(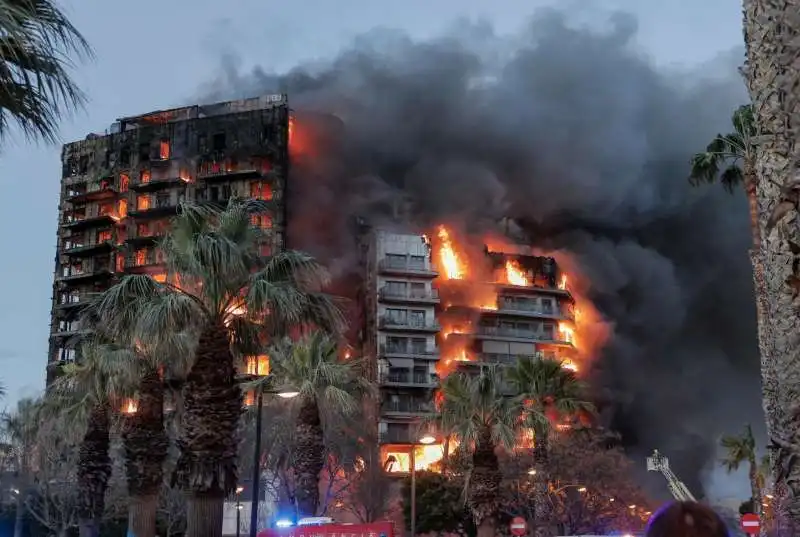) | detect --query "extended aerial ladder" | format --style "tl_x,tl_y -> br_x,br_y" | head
647,449 -> 697,502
